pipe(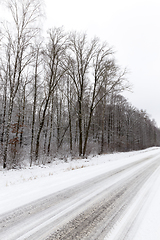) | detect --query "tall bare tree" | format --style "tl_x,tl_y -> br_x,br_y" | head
1,0 -> 42,168
66,34 -> 128,156
34,28 -> 67,161
66,32 -> 98,156
30,43 -> 43,166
